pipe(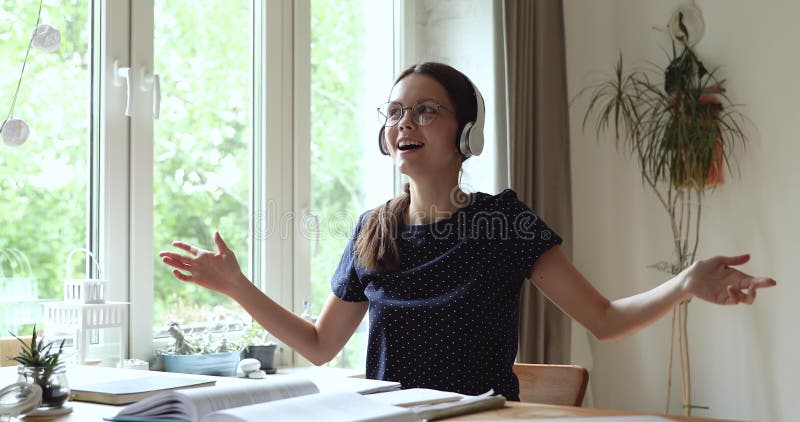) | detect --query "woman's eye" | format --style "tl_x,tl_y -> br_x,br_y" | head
418,105 -> 437,114
387,107 -> 402,117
